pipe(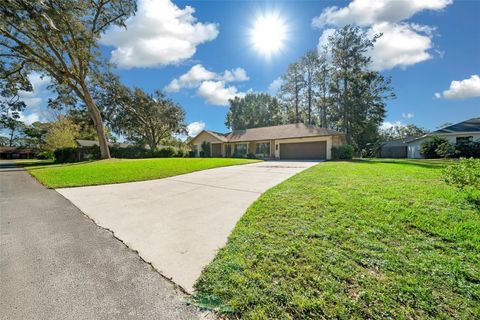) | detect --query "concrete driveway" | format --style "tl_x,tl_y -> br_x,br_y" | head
58,161 -> 318,293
